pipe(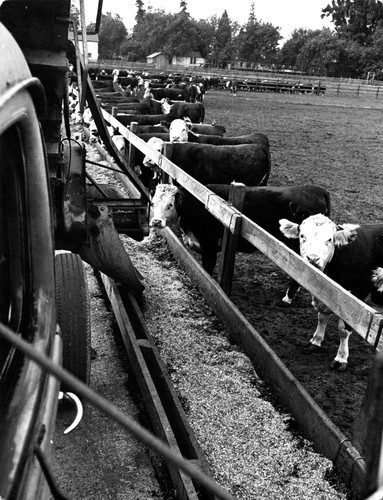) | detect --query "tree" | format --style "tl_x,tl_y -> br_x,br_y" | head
161,13 -> 202,61
322,0 -> 383,45
134,0 -> 145,28
211,10 -> 233,68
98,12 -> 127,59
295,28 -> 363,77
362,26 -> 383,78
280,29 -> 313,69
236,7 -> 281,66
